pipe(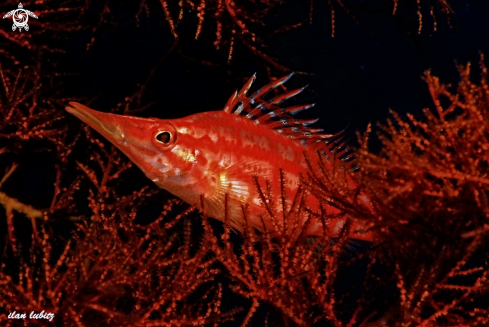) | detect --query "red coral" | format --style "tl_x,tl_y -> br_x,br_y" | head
302,54 -> 489,325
